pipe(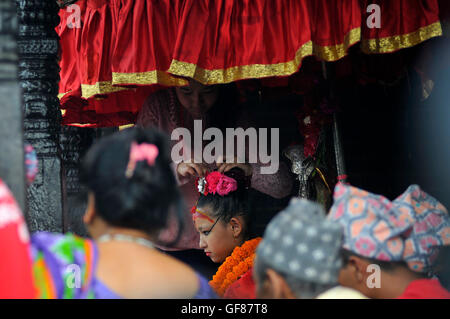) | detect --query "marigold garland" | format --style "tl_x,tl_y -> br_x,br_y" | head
209,237 -> 262,297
